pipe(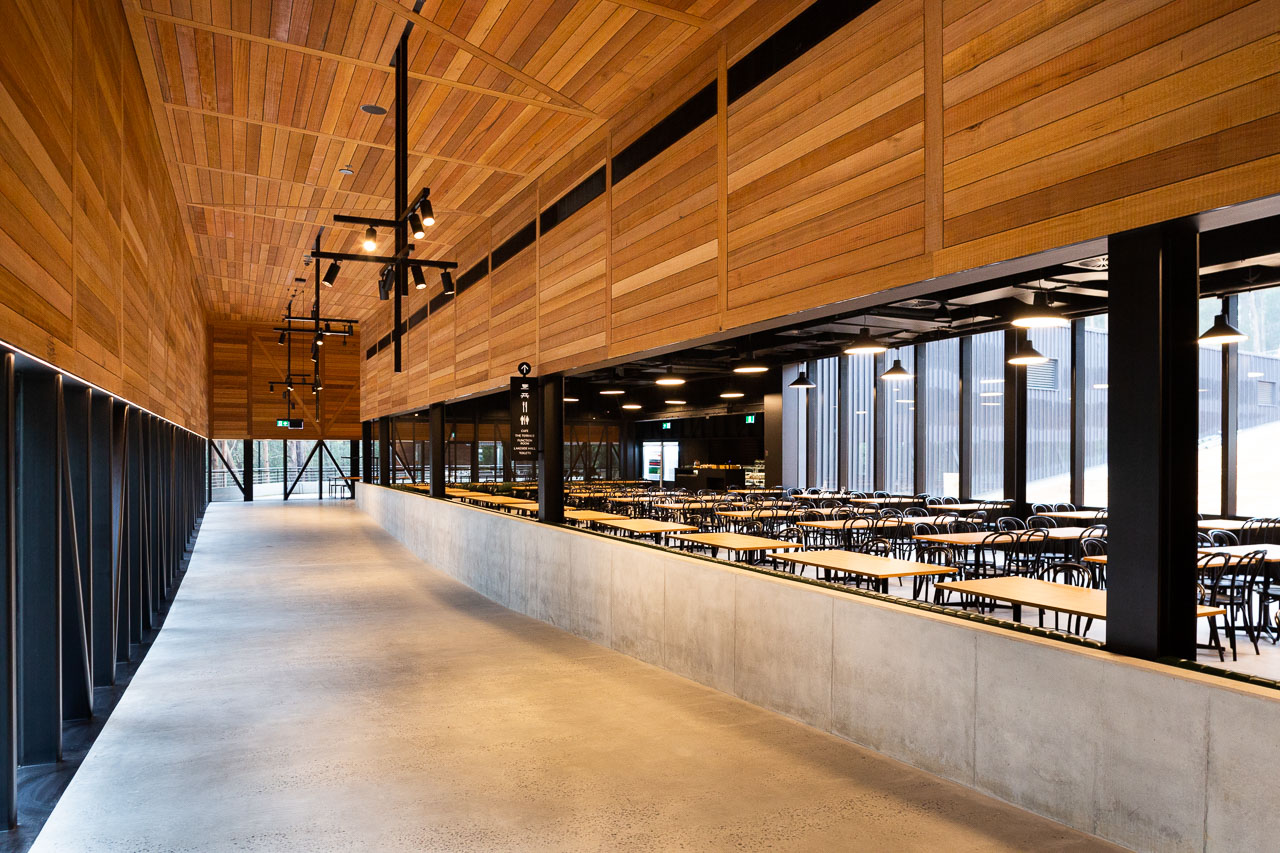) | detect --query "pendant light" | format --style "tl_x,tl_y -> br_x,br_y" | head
1007,340 -> 1049,365
1011,292 -> 1068,328
1198,313 -> 1247,345
720,391 -> 744,399
879,358 -> 913,381
362,226 -> 377,252
844,327 -> 887,355
789,372 -> 815,389
734,359 -> 768,374
599,388 -> 624,396
654,373 -> 686,386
